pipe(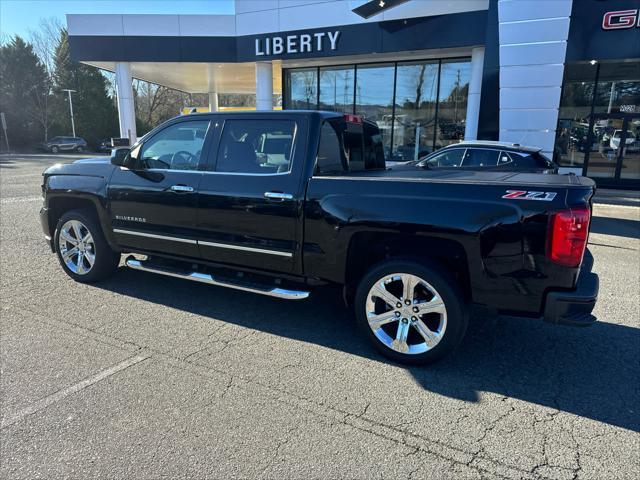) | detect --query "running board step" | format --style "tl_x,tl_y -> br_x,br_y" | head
125,257 -> 310,300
